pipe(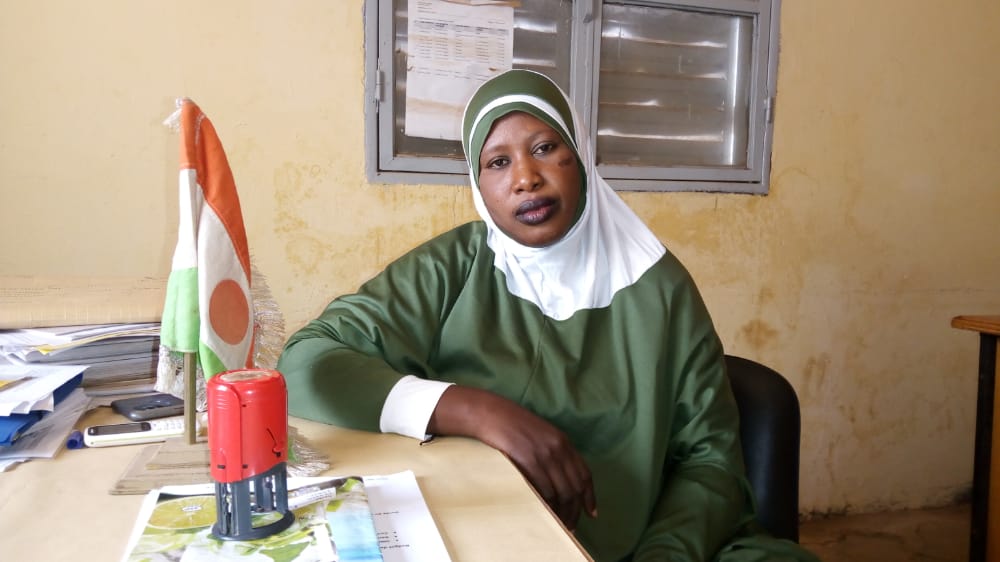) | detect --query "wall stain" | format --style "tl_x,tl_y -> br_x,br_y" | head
283,236 -> 335,276
757,286 -> 775,305
272,161 -> 331,277
739,319 -> 778,350
636,194 -> 723,254
769,166 -> 818,194
839,402 -> 857,426
802,353 -> 831,398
